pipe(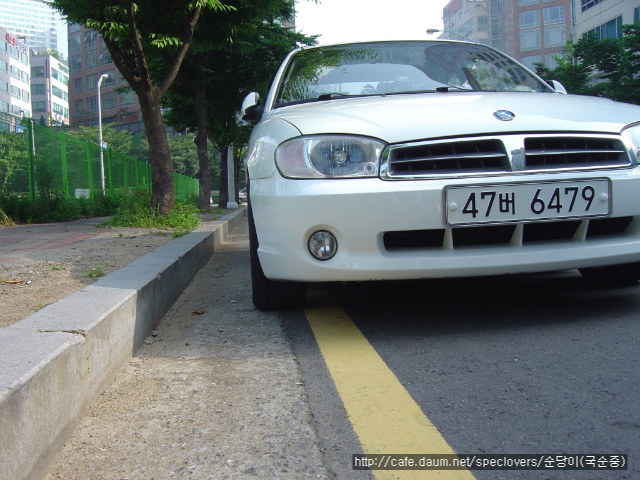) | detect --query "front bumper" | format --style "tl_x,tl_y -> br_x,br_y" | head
251,169 -> 640,282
